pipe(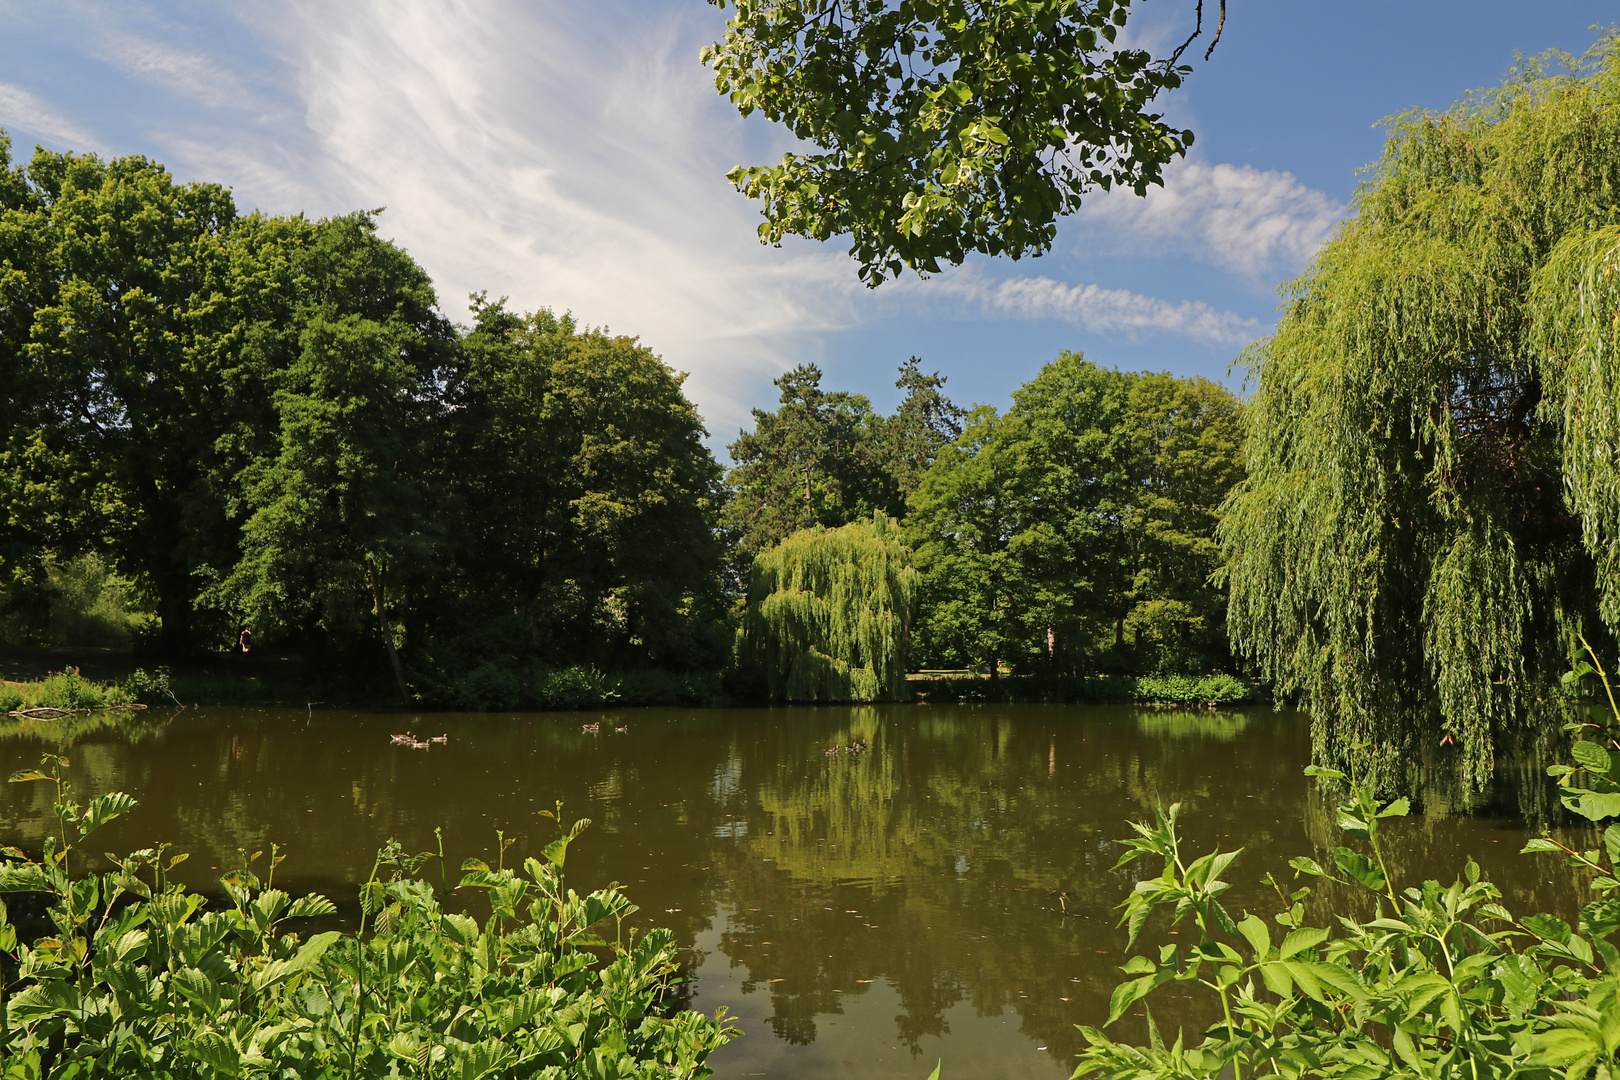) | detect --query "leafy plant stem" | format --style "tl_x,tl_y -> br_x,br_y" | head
1581,630 -> 1620,730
